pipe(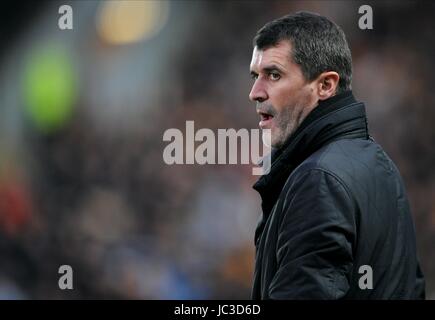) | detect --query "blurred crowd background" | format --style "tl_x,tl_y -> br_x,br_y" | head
0,0 -> 434,299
